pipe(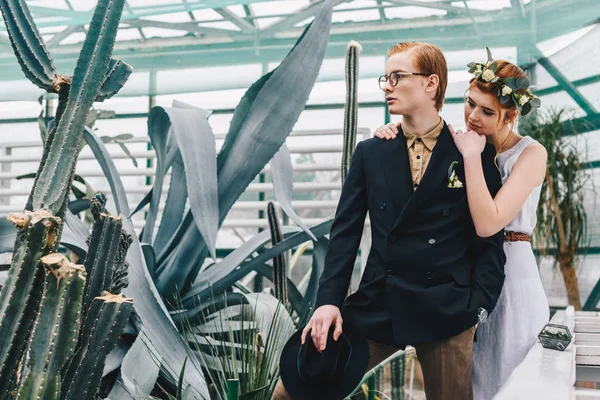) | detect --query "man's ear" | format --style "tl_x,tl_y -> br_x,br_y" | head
425,74 -> 440,93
